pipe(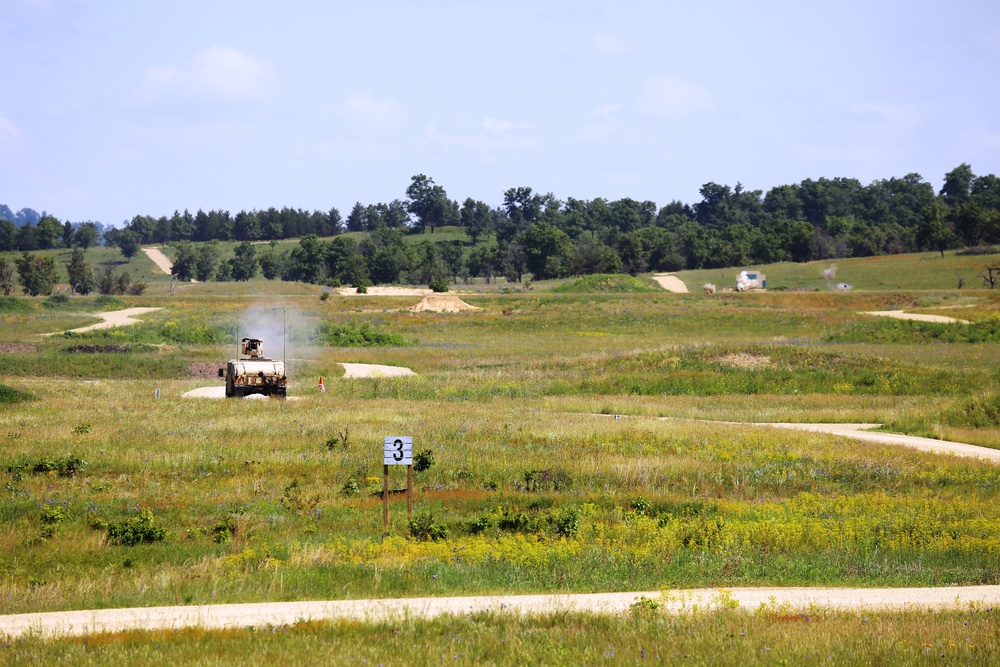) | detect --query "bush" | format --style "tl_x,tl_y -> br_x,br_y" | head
409,511 -> 449,541
0,383 -> 34,405
318,321 -> 413,347
28,454 -> 86,476
414,449 -> 435,472
429,278 -> 448,293
0,297 -> 32,313
42,294 -> 71,309
107,509 -> 167,546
